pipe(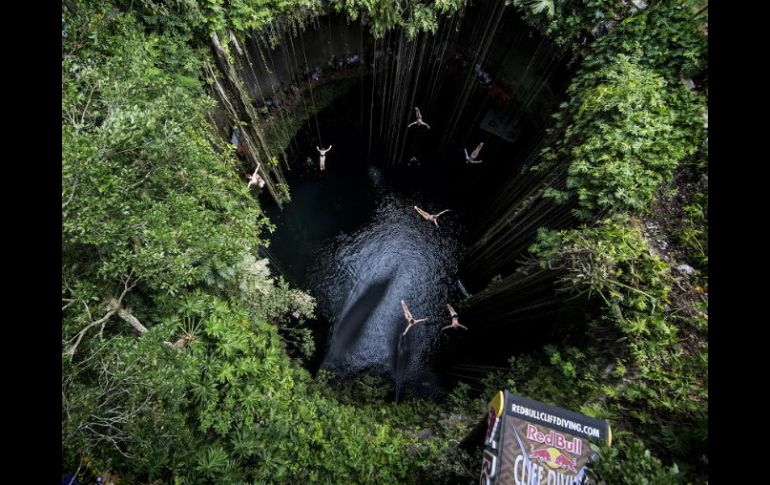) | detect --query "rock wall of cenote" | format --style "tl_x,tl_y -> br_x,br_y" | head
204,6 -> 570,203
